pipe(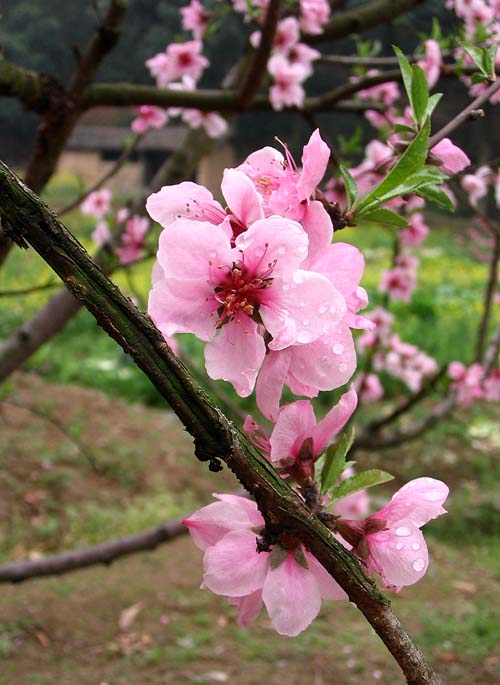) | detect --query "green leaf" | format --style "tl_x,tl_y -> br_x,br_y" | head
339,163 -> 358,209
411,65 -> 429,127
417,184 -> 455,211
393,45 -> 413,106
426,92 -> 443,118
356,118 -> 431,213
463,46 -> 488,76
362,208 -> 409,228
394,124 -> 415,134
331,469 -> 394,502
320,426 -> 355,495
